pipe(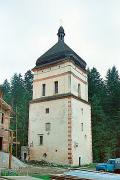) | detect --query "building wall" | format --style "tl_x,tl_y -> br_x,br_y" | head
29,60 -> 92,165
29,98 -> 69,164
70,72 -> 88,101
33,60 -> 88,101
33,61 -> 70,99
71,98 -> 92,165
0,103 -> 11,152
